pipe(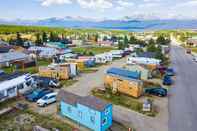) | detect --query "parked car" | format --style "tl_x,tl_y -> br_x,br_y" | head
25,88 -> 53,102
145,87 -> 167,97
186,48 -> 191,54
193,57 -> 197,62
37,92 -> 58,107
32,76 -> 60,88
163,75 -> 173,85
166,68 -> 175,76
